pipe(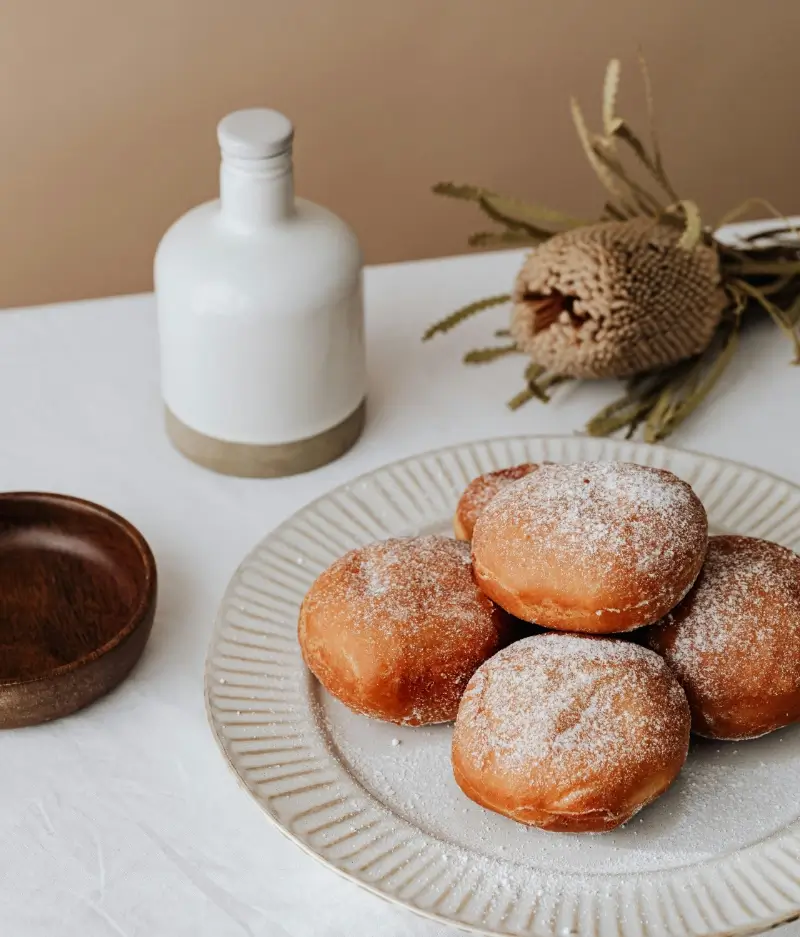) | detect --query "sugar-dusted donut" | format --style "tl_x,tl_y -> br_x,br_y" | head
647,535 -> 800,740
472,461 -> 708,633
452,633 -> 690,832
299,536 -> 508,725
453,464 -> 539,541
